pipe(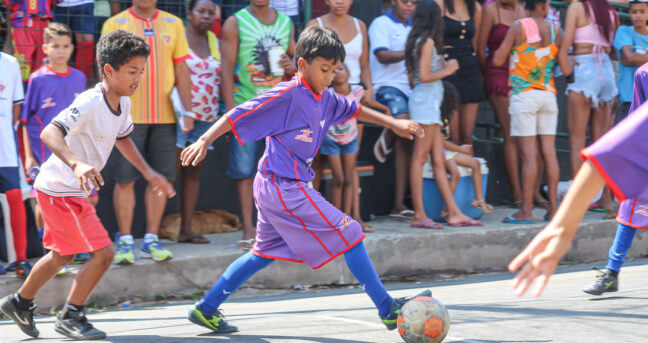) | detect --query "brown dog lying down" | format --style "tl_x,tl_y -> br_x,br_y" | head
159,209 -> 241,241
